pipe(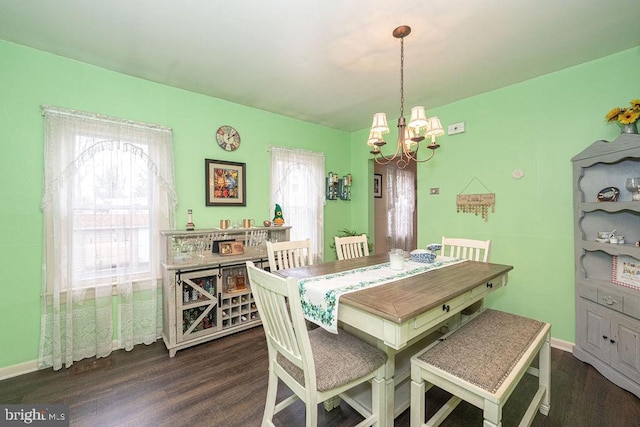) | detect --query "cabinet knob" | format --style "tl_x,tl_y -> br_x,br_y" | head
442,304 -> 450,312
602,335 -> 608,340
610,339 -> 616,344
486,282 -> 493,289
